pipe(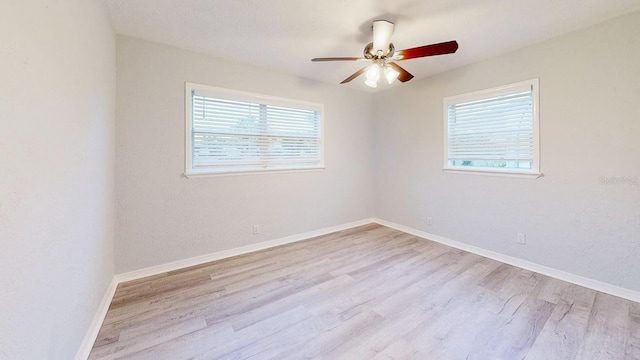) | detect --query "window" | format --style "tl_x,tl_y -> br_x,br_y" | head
185,83 -> 324,177
443,79 -> 540,178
